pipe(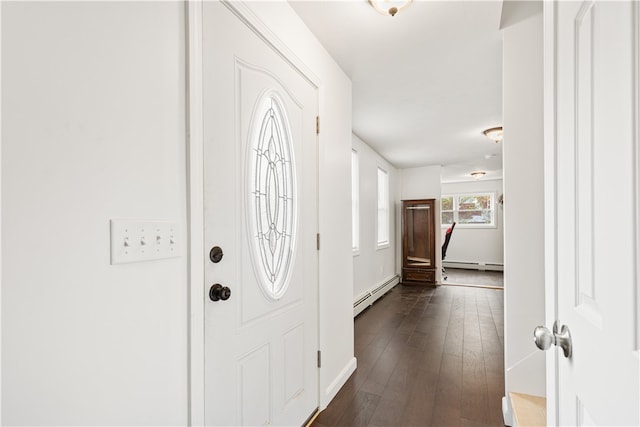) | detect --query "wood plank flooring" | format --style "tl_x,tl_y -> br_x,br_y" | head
444,268 -> 504,288
313,284 -> 505,427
